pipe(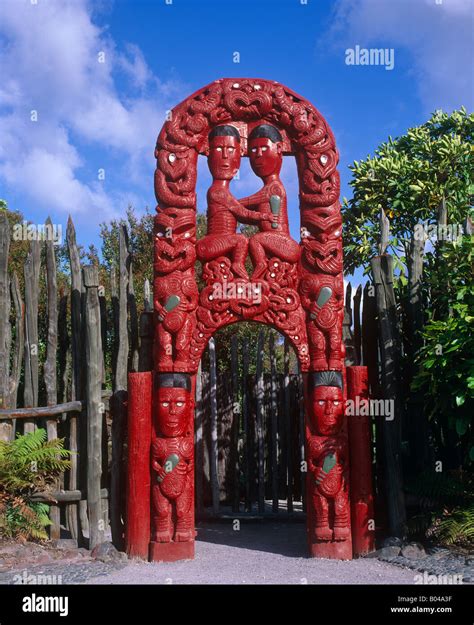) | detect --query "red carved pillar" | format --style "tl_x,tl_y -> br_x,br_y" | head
126,372 -> 152,559
304,371 -> 353,559
149,372 -> 196,562
347,365 -> 375,556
